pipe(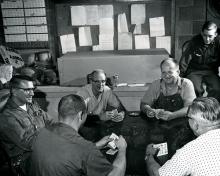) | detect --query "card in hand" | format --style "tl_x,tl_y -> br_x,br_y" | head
153,142 -> 168,157
106,148 -> 118,155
